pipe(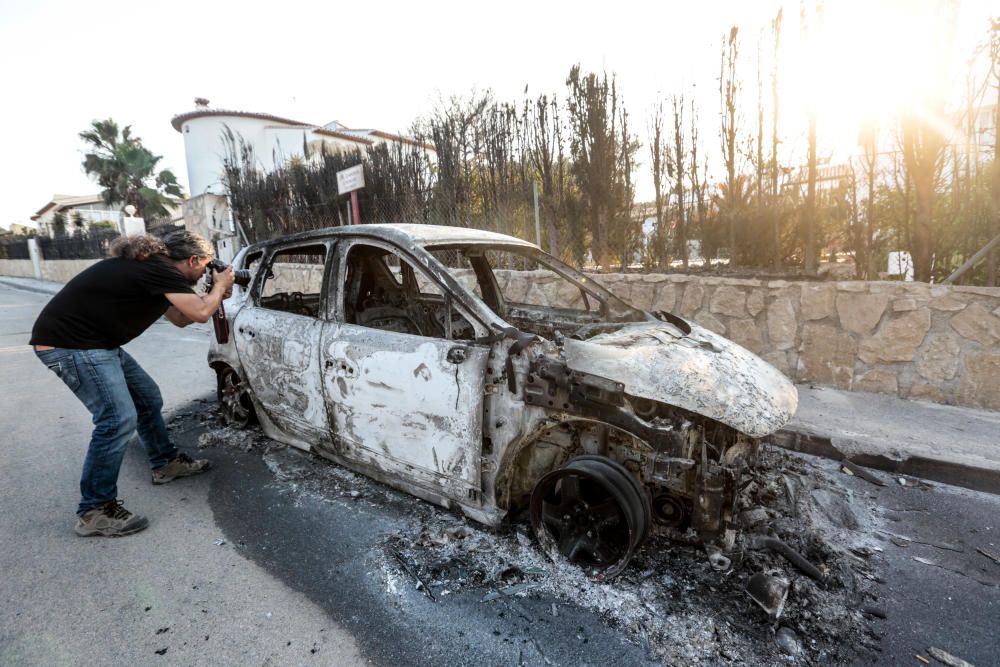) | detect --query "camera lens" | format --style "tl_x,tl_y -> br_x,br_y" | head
205,258 -> 251,287
233,269 -> 252,287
